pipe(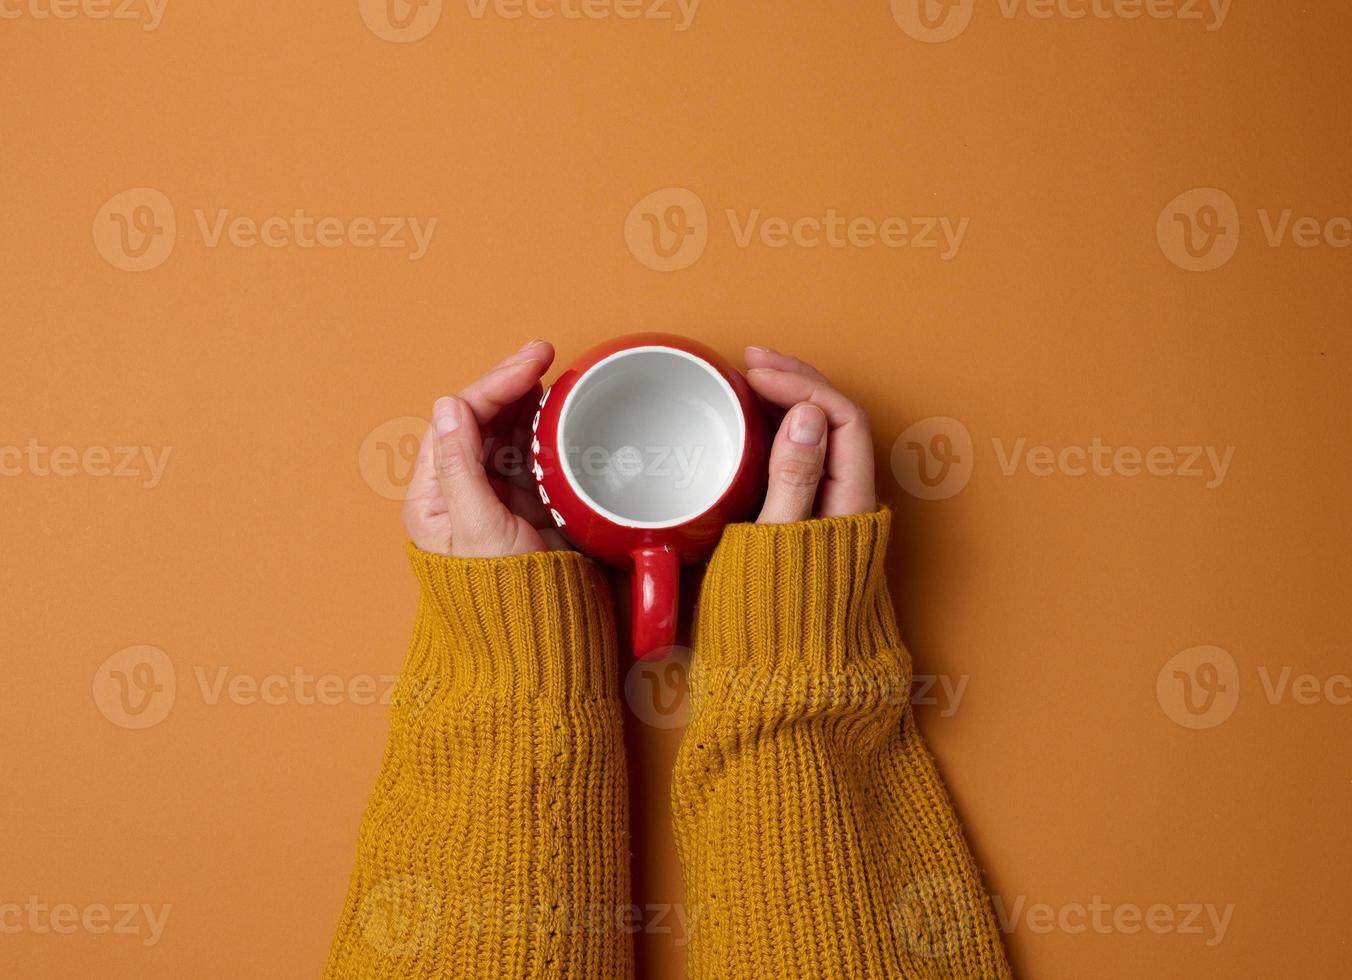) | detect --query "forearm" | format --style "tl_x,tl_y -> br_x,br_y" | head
672,510 -> 1010,979
325,548 -> 632,980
